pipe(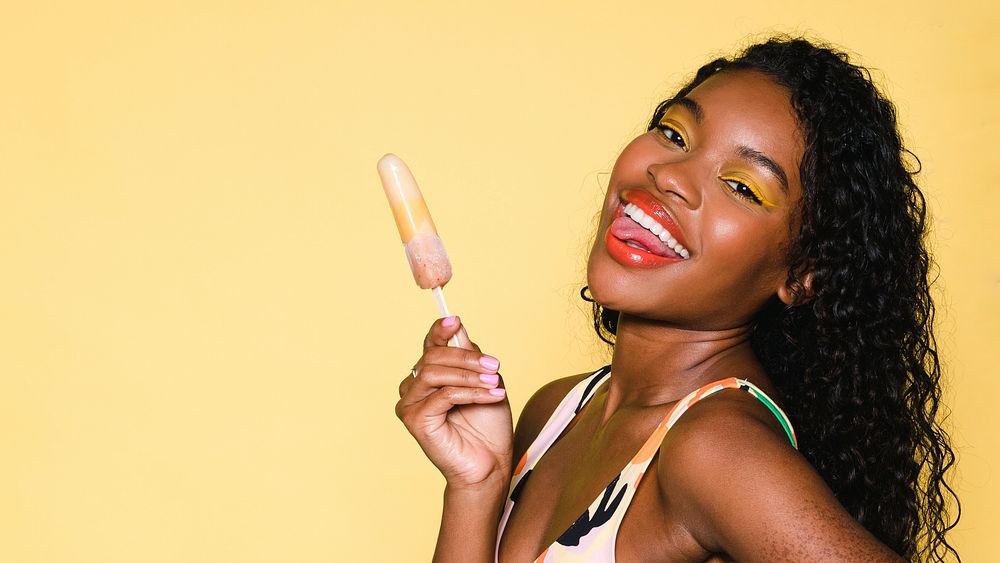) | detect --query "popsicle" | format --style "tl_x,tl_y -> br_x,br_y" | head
377,154 -> 460,347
